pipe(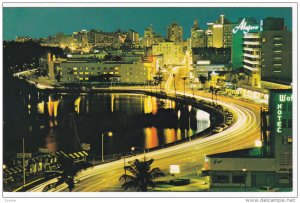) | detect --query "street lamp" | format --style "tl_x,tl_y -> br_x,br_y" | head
188,105 -> 192,142
242,167 -> 247,191
101,131 -> 113,163
173,74 -> 177,96
182,76 -> 188,97
131,146 -> 146,162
